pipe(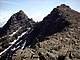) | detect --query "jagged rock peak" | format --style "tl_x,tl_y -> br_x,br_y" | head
10,10 -> 28,21
19,10 -> 24,13
0,10 -> 35,37
43,4 -> 71,22
18,10 -> 27,16
57,4 -> 70,8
